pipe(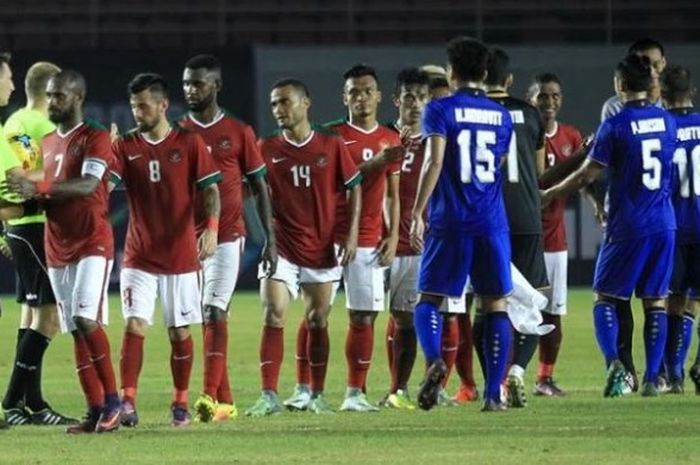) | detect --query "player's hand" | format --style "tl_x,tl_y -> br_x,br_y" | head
399,126 -> 414,146
0,236 -> 12,261
110,123 -> 120,143
376,145 -> 406,166
376,235 -> 398,267
260,240 -> 278,278
1,173 -> 38,199
338,236 -> 358,266
593,203 -> 608,230
197,228 -> 218,261
540,188 -> 555,208
409,214 -> 425,253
